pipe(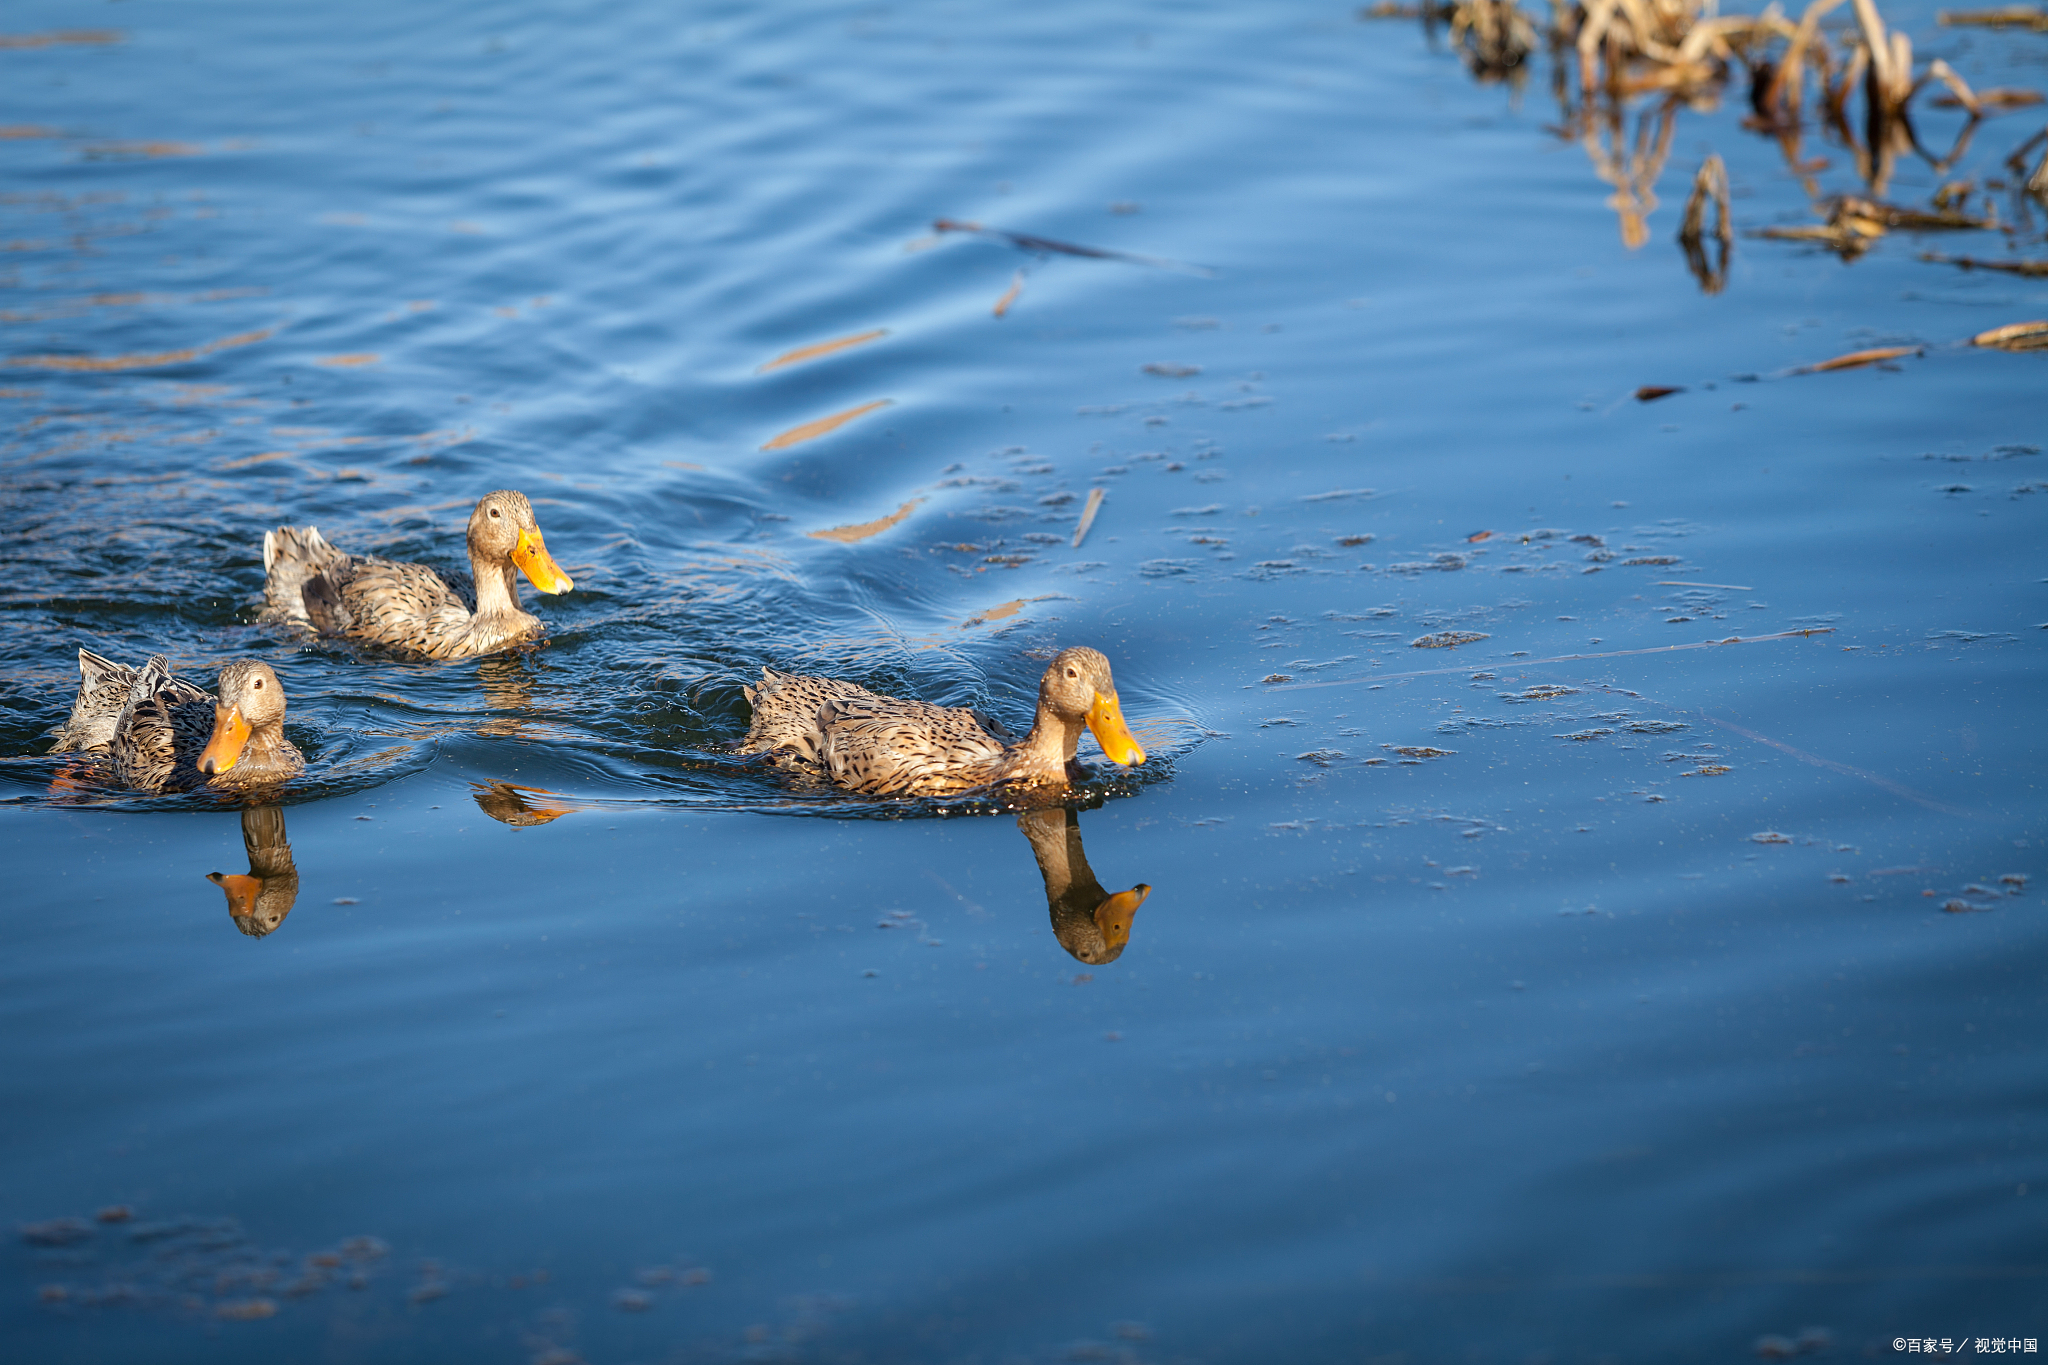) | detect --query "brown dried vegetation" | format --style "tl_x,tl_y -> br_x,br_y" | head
1364,0 -> 2048,295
